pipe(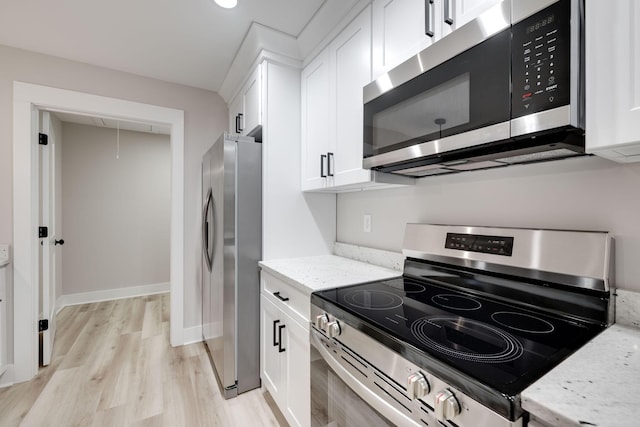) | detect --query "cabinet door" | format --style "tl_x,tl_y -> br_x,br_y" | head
242,64 -> 262,135
372,0 -> 436,79
228,95 -> 243,135
441,0 -> 504,36
330,5 -> 373,187
261,295 -> 285,406
284,316 -> 310,427
301,49 -> 331,190
586,0 -> 640,161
